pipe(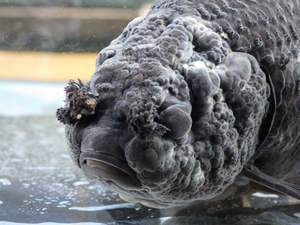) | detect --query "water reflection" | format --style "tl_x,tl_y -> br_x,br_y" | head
1,80 -> 300,224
